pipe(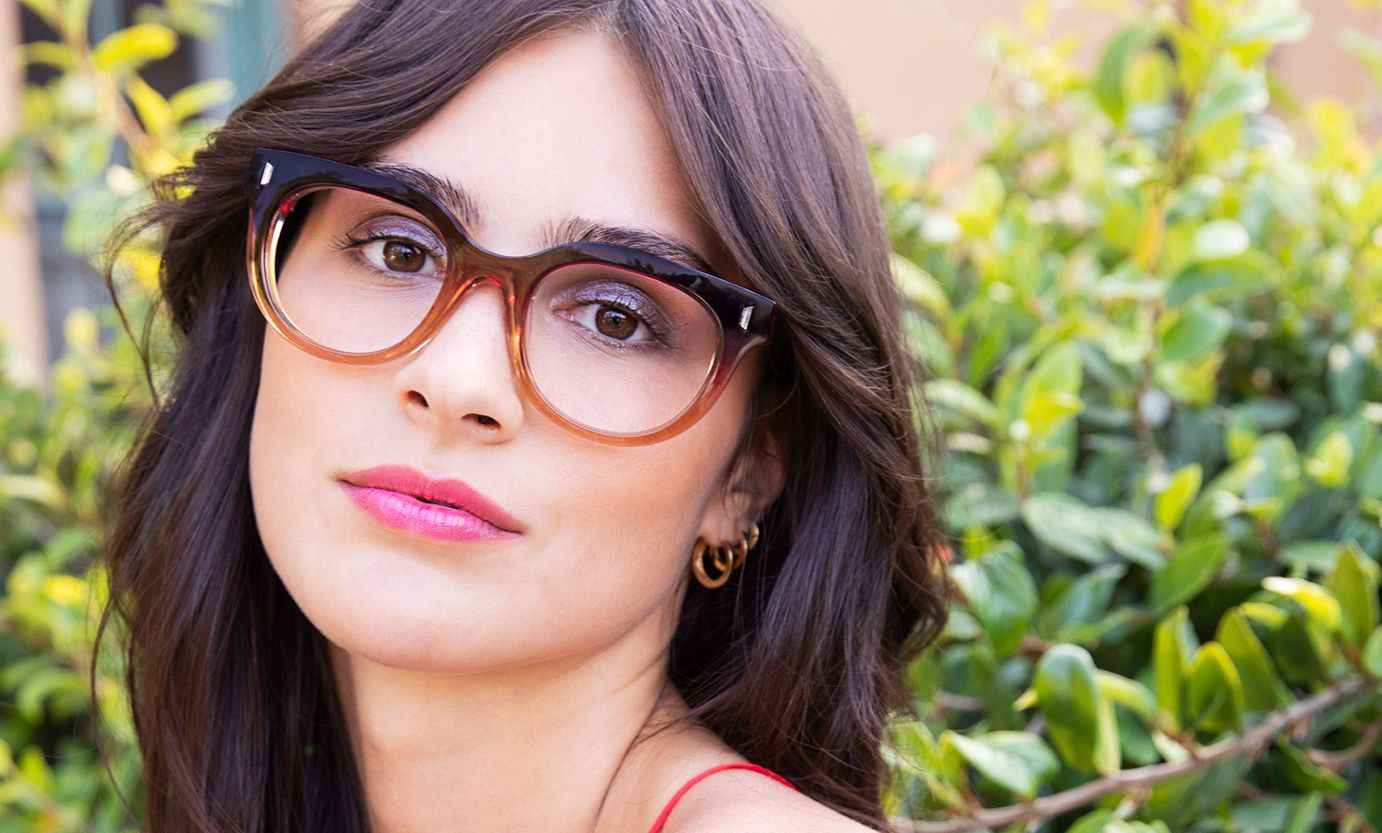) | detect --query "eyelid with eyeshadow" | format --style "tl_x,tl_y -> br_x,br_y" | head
361,160 -> 715,274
